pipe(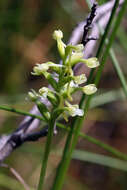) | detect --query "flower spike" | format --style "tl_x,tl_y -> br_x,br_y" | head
29,29 -> 99,122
